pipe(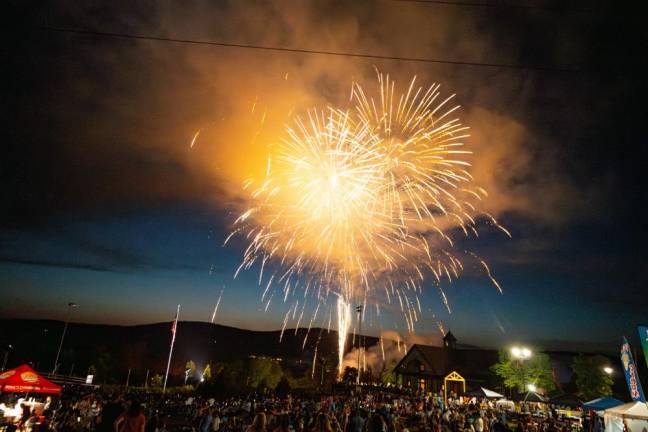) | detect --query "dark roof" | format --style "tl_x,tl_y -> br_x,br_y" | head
513,391 -> 548,403
394,344 -> 499,381
549,393 -> 583,407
